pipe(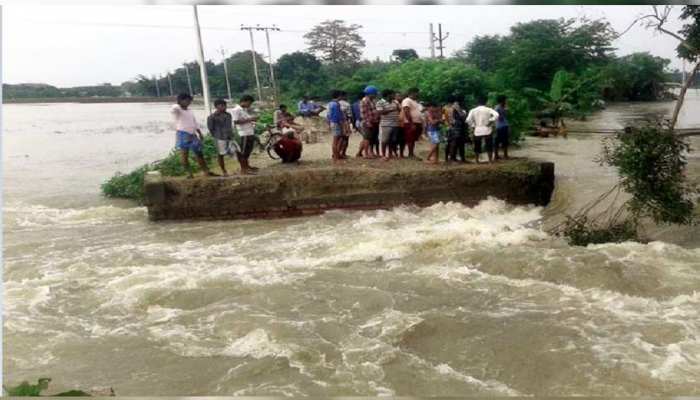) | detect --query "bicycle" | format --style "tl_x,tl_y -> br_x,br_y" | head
256,124 -> 284,160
